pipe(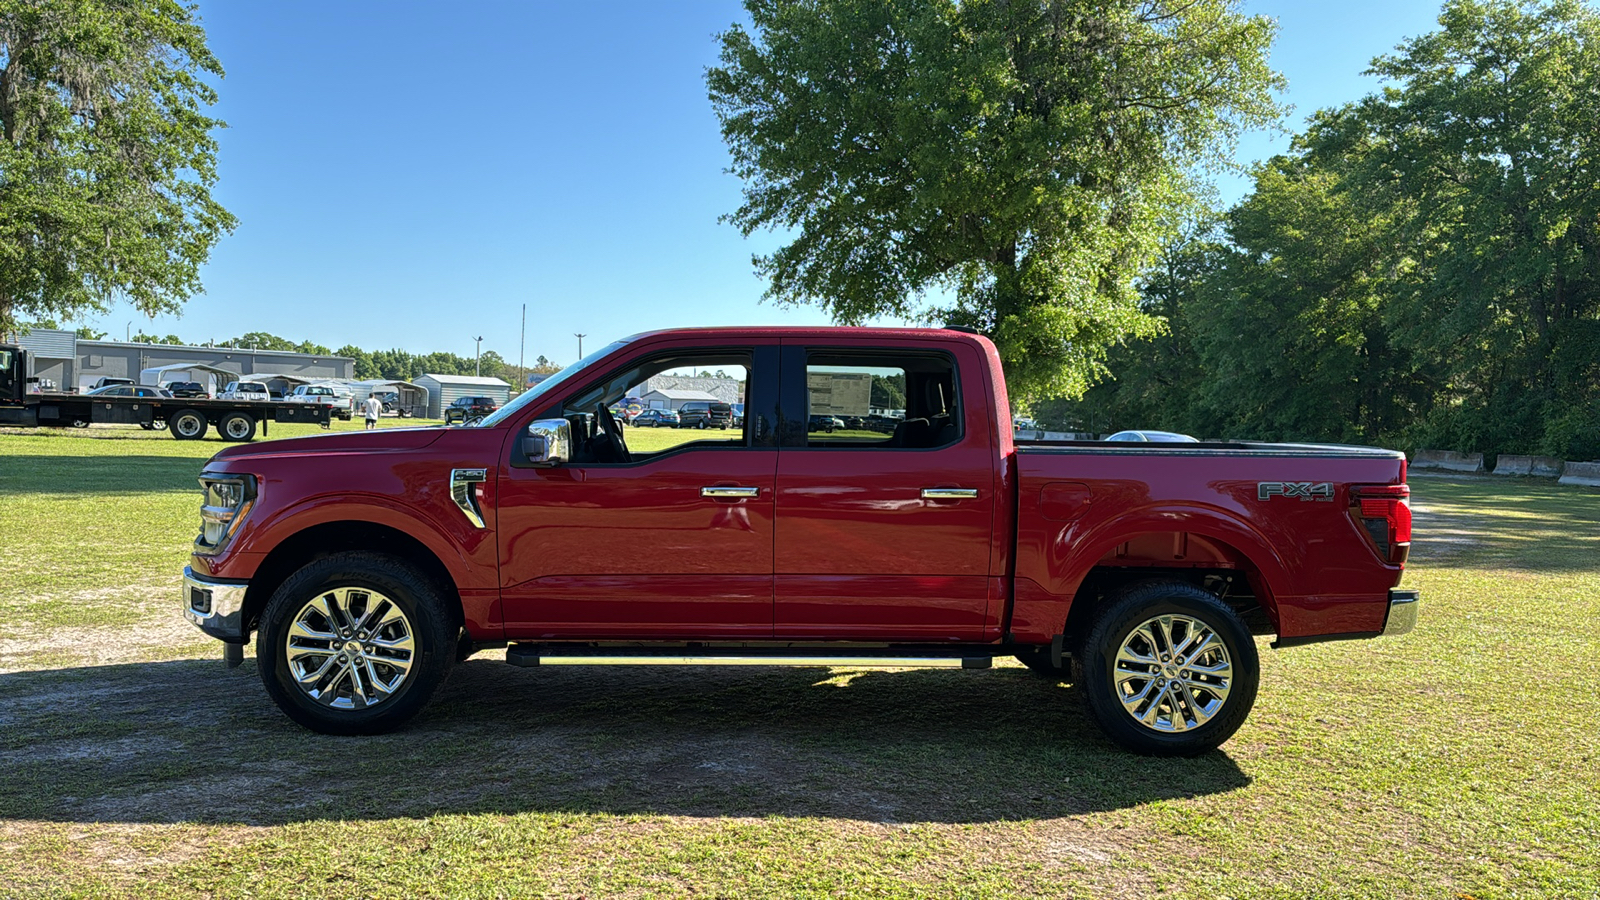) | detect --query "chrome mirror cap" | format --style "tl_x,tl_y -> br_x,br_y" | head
524,418 -> 571,466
